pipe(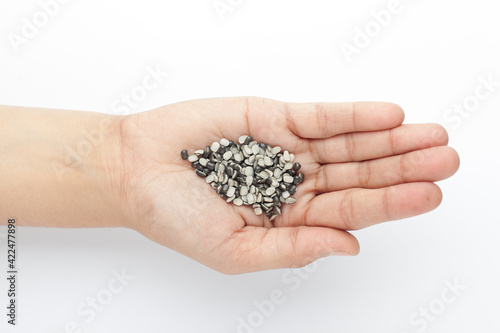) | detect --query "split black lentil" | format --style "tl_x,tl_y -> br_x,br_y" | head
181,150 -> 188,160
180,135 -> 304,221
